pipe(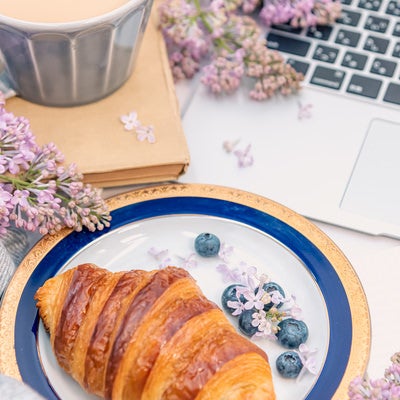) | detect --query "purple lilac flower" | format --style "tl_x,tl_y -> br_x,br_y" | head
136,125 -> 156,143
158,0 -> 208,80
296,343 -> 319,380
120,111 -> 156,143
120,111 -> 141,131
227,298 -> 246,316
256,0 -> 341,27
269,289 -> 286,305
252,309 -> 267,327
298,101 -> 313,120
286,294 -> 303,319
241,0 -> 260,13
158,0 -> 306,99
201,50 -> 245,94
215,246 -> 309,346
385,358 -> 400,384
222,139 -> 240,154
243,286 -> 265,310
177,252 -> 198,268
216,263 -> 243,282
259,1 -> 295,26
252,310 -> 277,339
0,96 -> 111,235
234,144 -> 254,168
348,353 -> 400,400
313,0 -> 342,25
148,247 -> 173,268
218,242 -> 235,263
